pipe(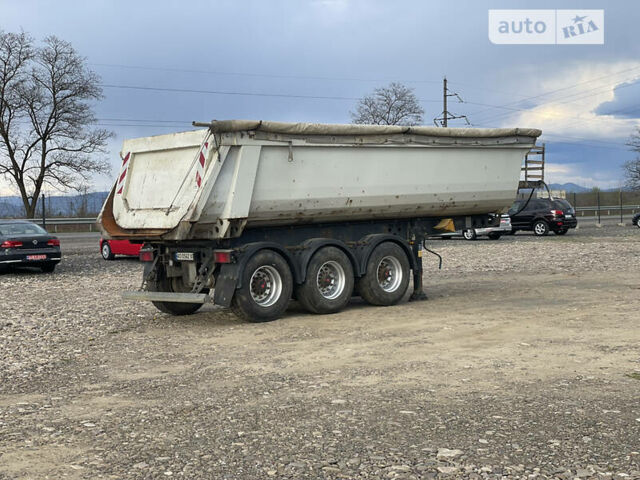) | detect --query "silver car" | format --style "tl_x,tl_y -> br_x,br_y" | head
432,214 -> 512,241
